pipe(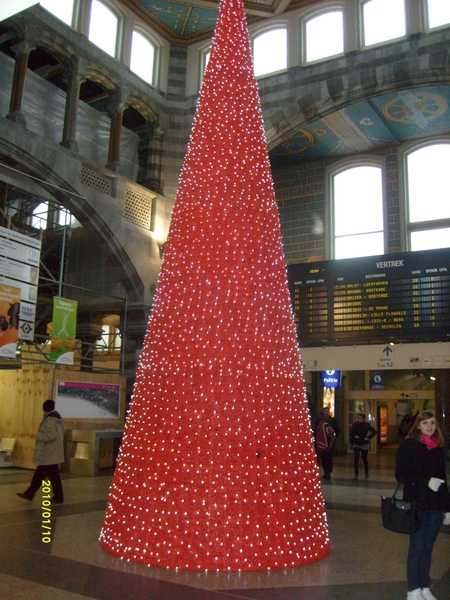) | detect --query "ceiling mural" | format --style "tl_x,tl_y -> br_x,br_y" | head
122,0 -> 321,42
132,0 -> 218,39
269,85 -> 450,167
117,2 -> 450,165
